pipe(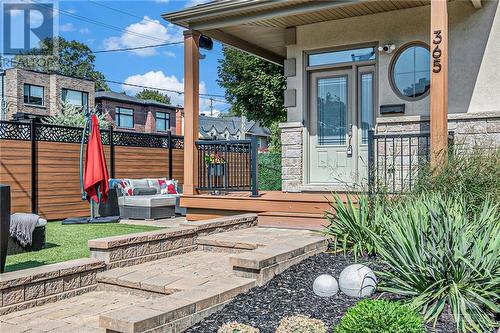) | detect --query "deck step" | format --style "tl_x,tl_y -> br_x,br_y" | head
258,211 -> 327,230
